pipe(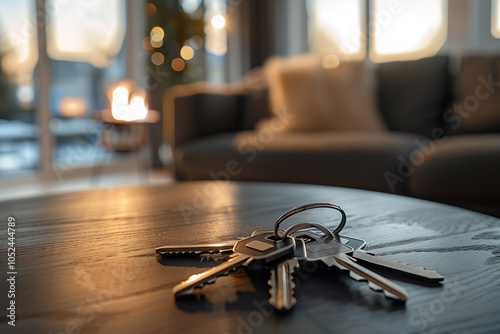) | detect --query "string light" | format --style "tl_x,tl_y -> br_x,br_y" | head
211,14 -> 226,30
171,58 -> 185,71
180,46 -> 194,60
151,52 -> 165,66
